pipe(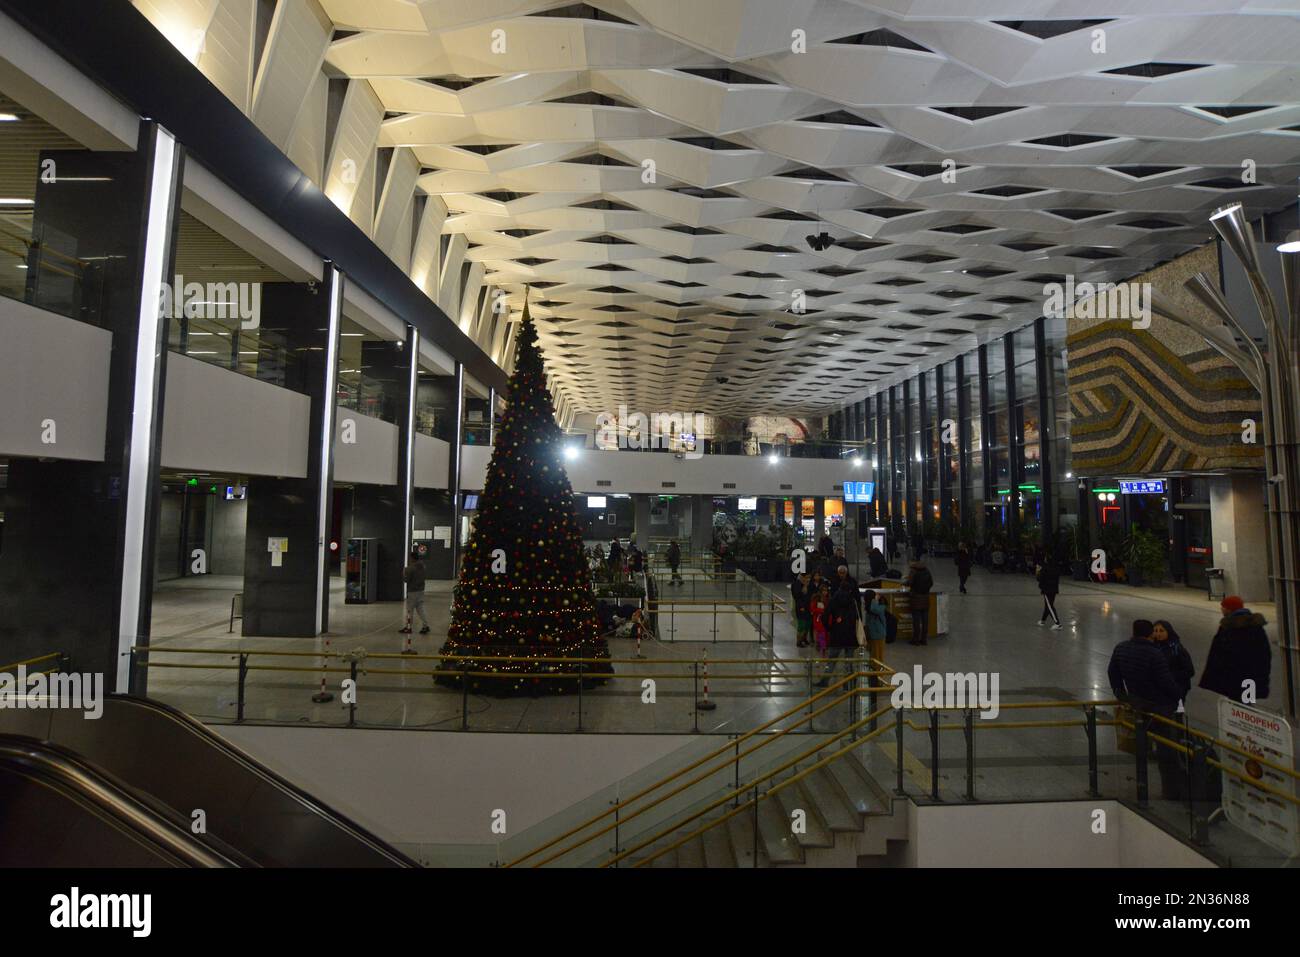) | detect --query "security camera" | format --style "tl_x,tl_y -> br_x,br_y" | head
805,231 -> 833,252
1268,474 -> 1285,485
